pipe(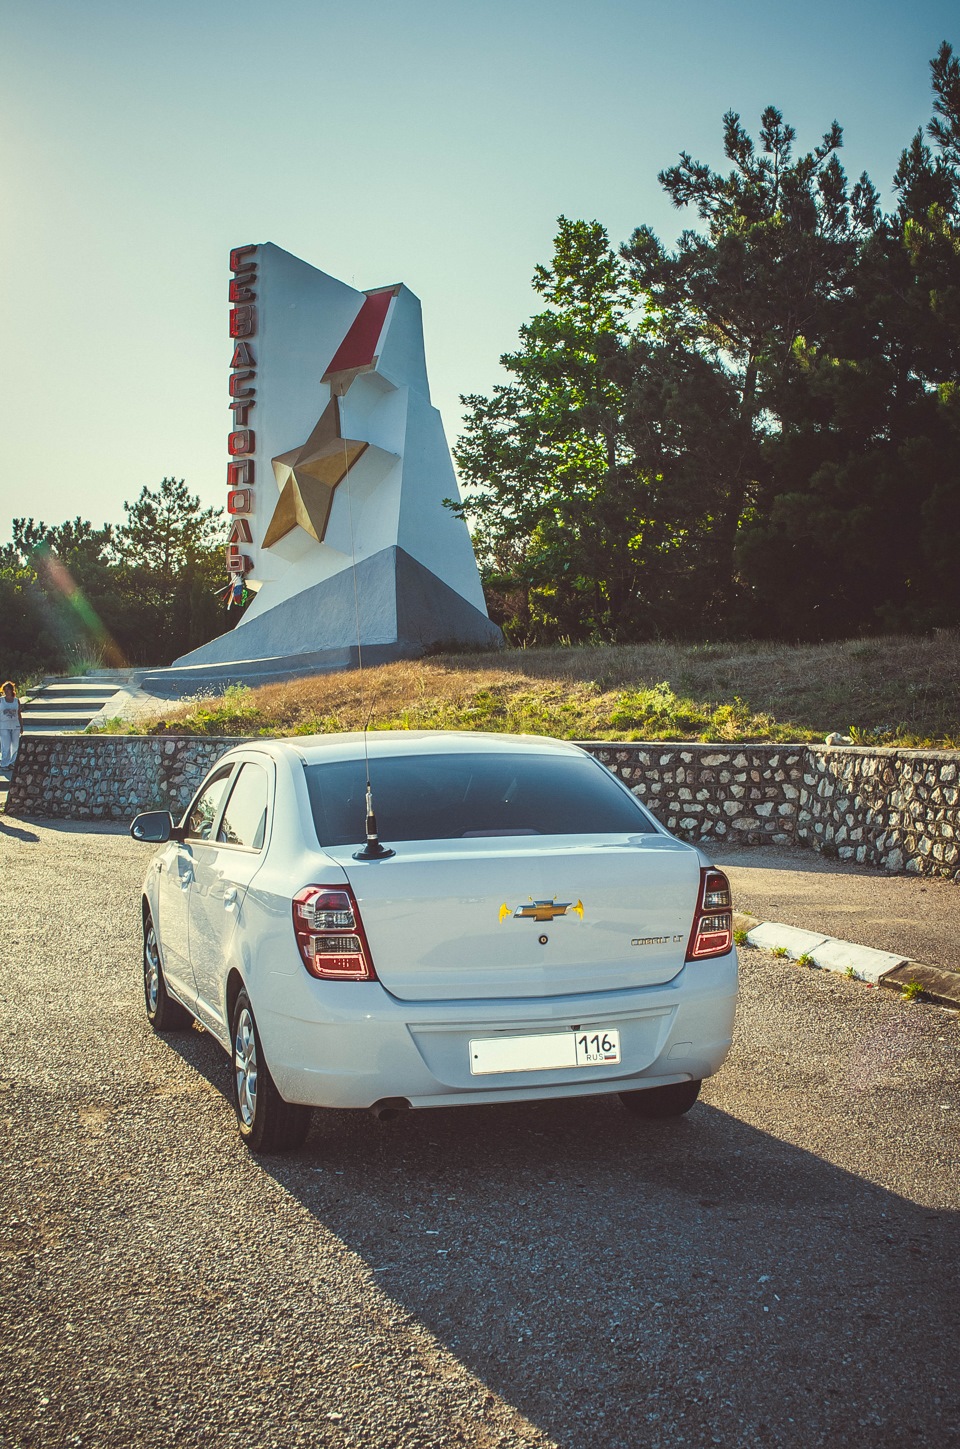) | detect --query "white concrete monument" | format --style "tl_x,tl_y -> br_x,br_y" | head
172,243 -> 501,680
